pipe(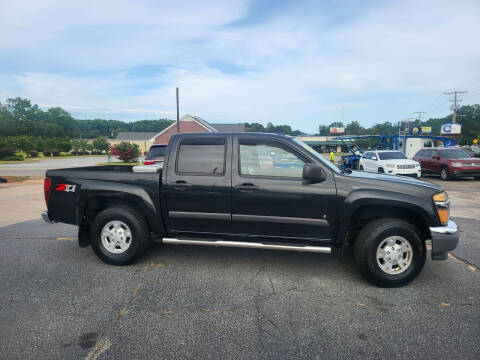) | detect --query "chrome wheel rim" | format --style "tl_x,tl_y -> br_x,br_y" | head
376,236 -> 413,274
101,221 -> 132,254
441,169 -> 447,180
